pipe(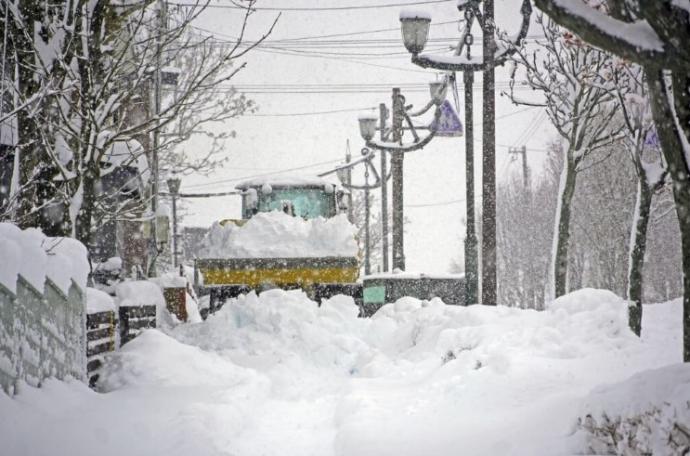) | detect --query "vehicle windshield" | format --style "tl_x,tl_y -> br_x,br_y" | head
250,188 -> 336,219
